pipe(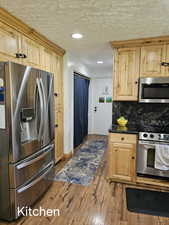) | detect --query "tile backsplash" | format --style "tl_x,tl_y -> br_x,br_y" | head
112,101 -> 169,128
